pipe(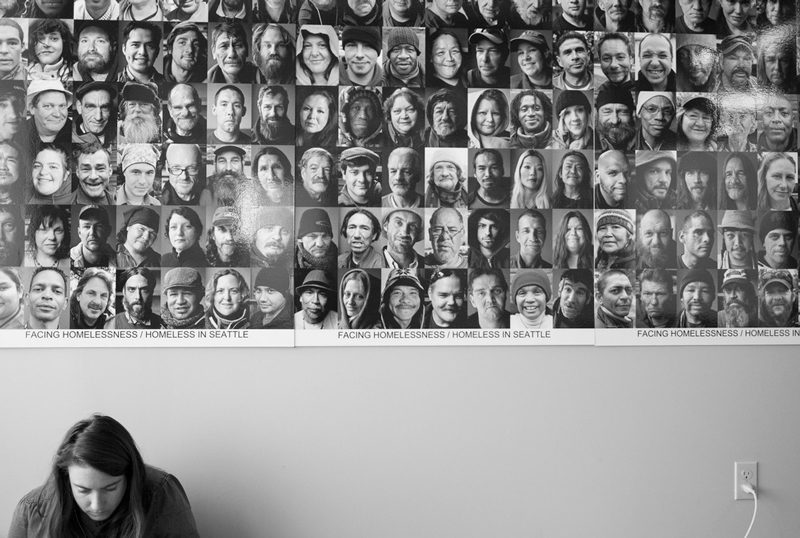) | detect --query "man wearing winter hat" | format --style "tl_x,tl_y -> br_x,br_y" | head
25,80 -> 72,150
677,151 -> 716,210
161,267 -> 206,329
207,207 -> 249,268
553,269 -> 594,328
718,268 -> 757,328
382,27 -> 424,87
108,267 -> 162,329
550,90 -> 593,150
675,0 -> 715,33
295,269 -> 338,330
595,208 -> 636,270
250,268 -> 293,329
340,27 -> 383,86
678,210 -> 716,270
296,208 -> 338,271
117,207 -> 161,268
757,268 -> 798,327
719,210 -> 756,269
677,268 -> 716,327
553,32 -> 592,90
466,267 -> 511,328
424,89 -> 469,148
118,82 -> 161,144
632,151 -> 676,212
382,208 -> 425,268
509,270 -> 553,329
676,34 -> 717,92
467,208 -> 510,269
338,147 -> 382,207
716,35 -> 757,93
116,144 -> 161,206
71,205 -> 116,269
466,29 -> 510,88
379,268 -> 427,328
636,92 -> 677,150
758,212 -> 798,270
251,207 -> 294,272
595,86 -> 636,151
424,148 -> 469,208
